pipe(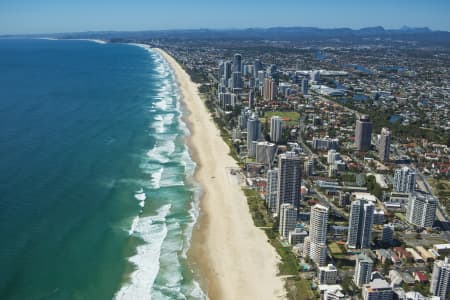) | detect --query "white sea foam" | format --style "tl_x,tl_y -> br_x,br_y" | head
134,192 -> 146,201
151,113 -> 175,134
115,204 -> 172,300
123,43 -> 207,299
128,216 -> 140,236
159,166 -> 185,188
146,139 -> 175,164
39,37 -> 107,44
150,167 -> 164,189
